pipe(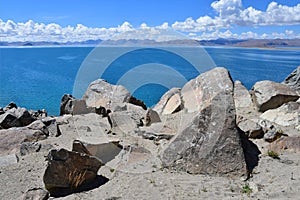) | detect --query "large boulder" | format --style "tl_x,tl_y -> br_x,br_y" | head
43,148 -> 103,194
251,80 -> 299,112
160,68 -> 247,176
283,66 -> 300,93
0,107 -> 35,129
83,79 -> 131,108
181,67 -> 234,113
